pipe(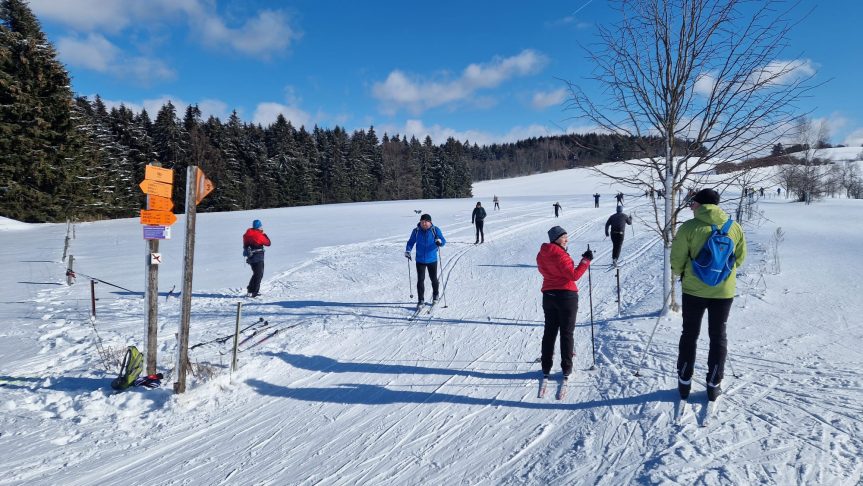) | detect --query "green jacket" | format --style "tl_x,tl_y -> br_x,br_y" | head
670,204 -> 747,299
